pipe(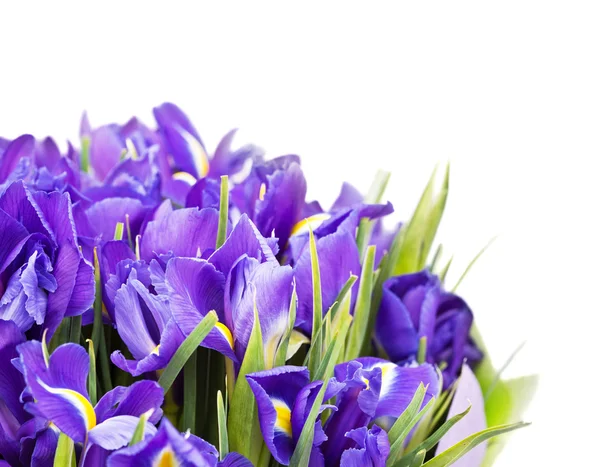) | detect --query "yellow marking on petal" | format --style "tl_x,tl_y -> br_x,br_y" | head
153,447 -> 180,467
151,344 -> 161,356
215,322 -> 234,349
125,138 -> 138,160
258,182 -> 267,201
177,126 -> 210,178
172,171 -> 198,186
37,380 -> 96,431
273,399 -> 292,436
361,376 -> 370,390
379,362 -> 395,381
290,213 -> 331,237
